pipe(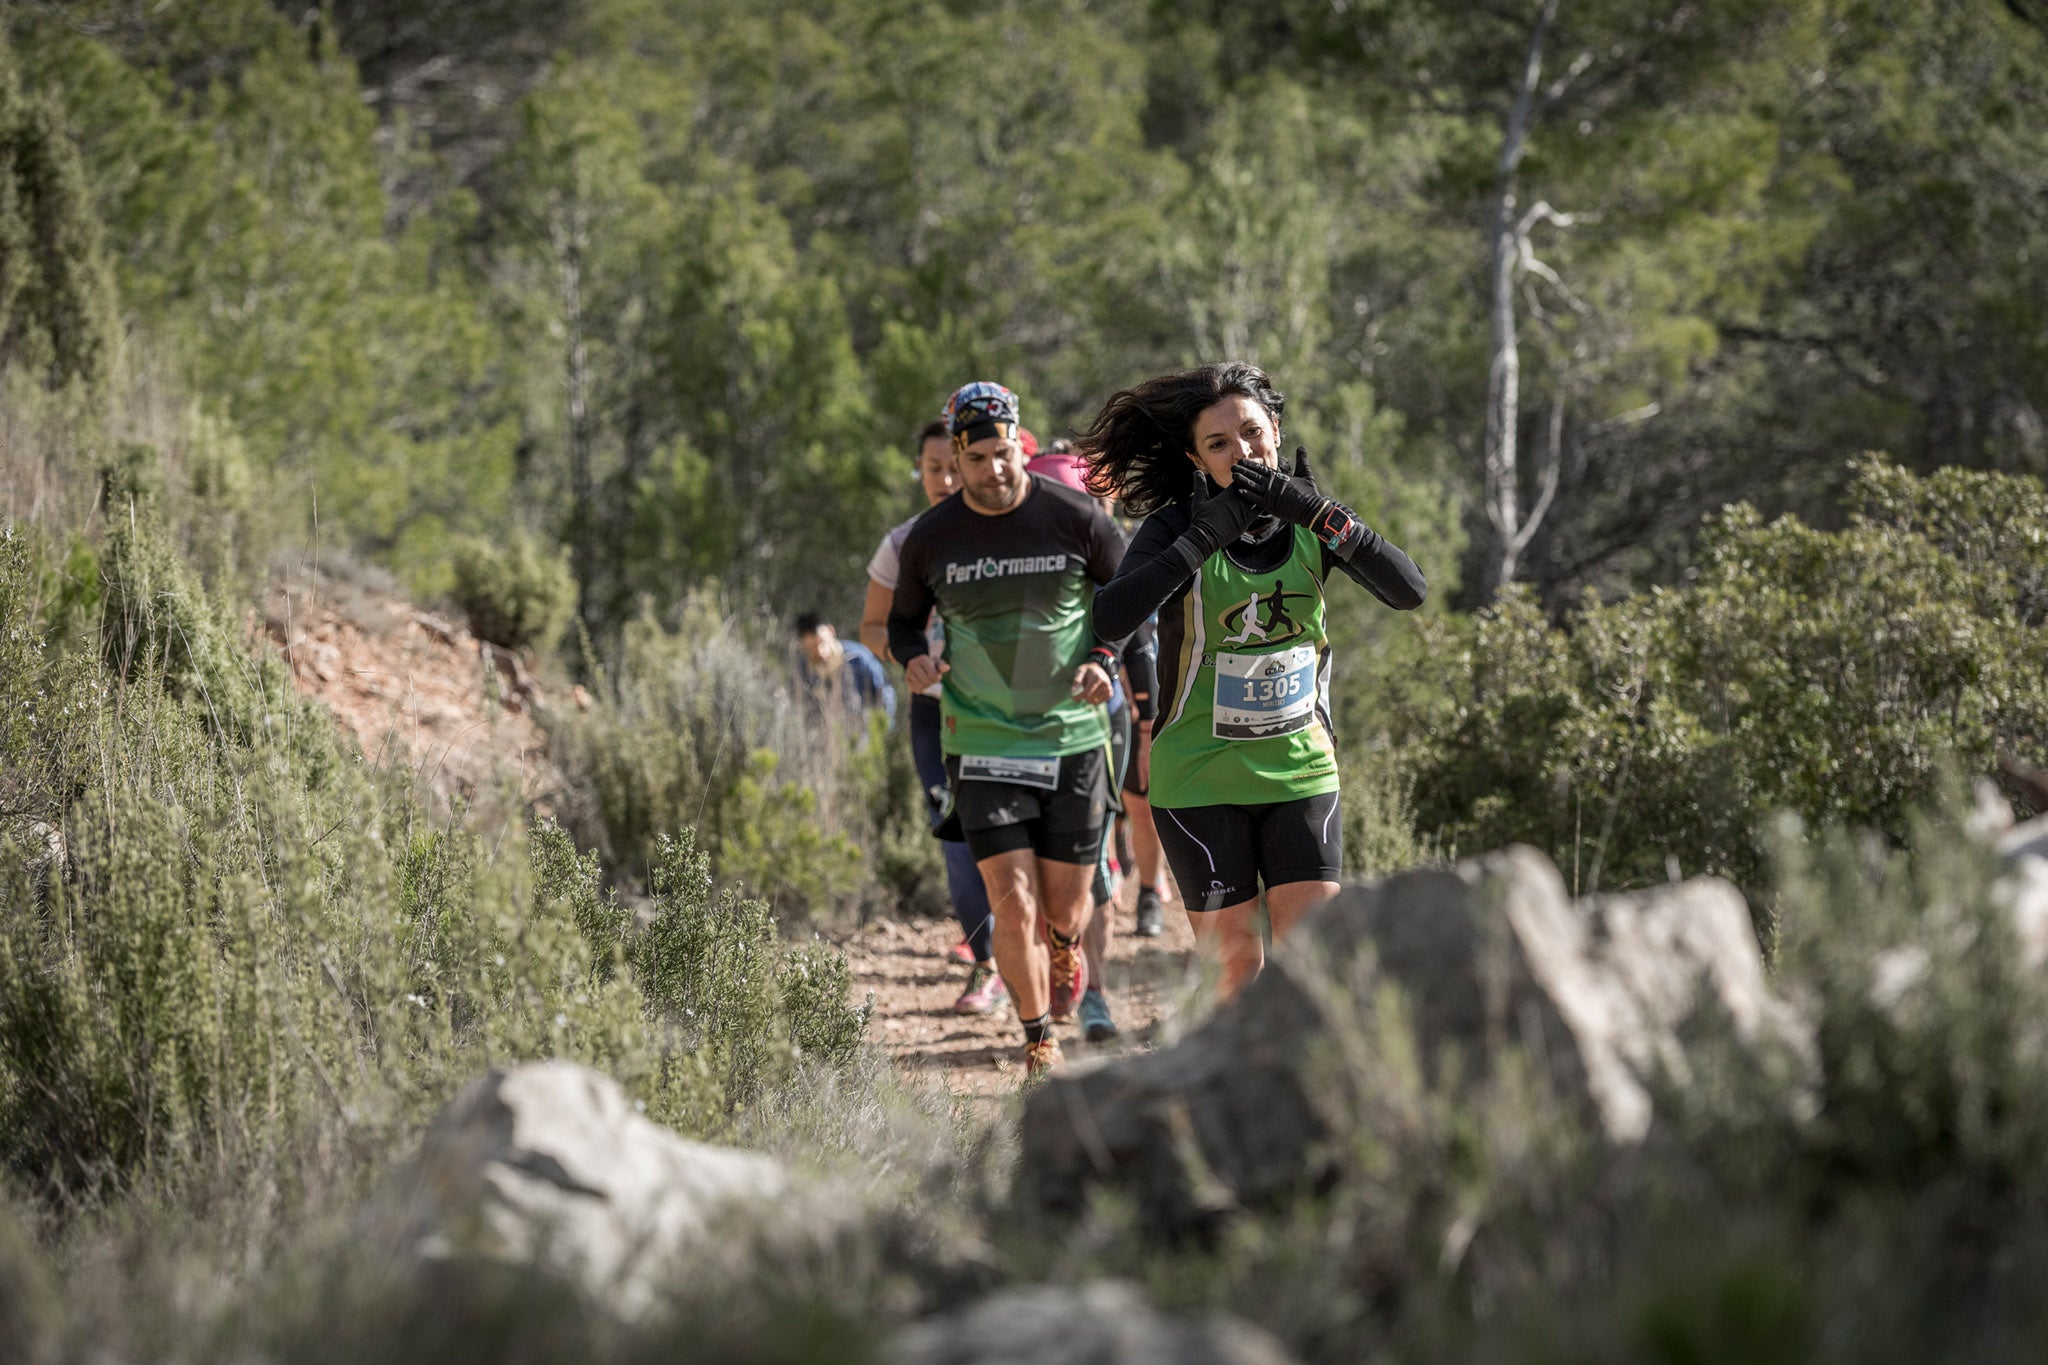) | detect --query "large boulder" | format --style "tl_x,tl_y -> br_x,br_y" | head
1998,814 -> 2048,965
363,1060 -> 789,1317
1018,847 -> 1811,1233
892,1280 -> 1297,1365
